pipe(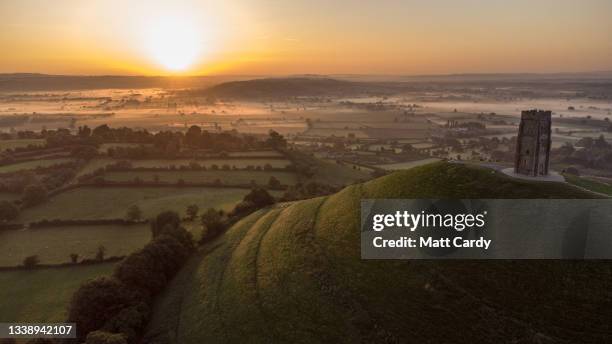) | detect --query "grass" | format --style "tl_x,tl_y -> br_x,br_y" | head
103,170 -> 299,186
564,173 -> 612,196
0,158 -> 74,174
307,158 -> 372,187
0,262 -> 115,322
17,186 -> 259,222
0,139 -> 45,151
0,224 -> 150,267
377,157 -> 440,170
147,162 -> 607,344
